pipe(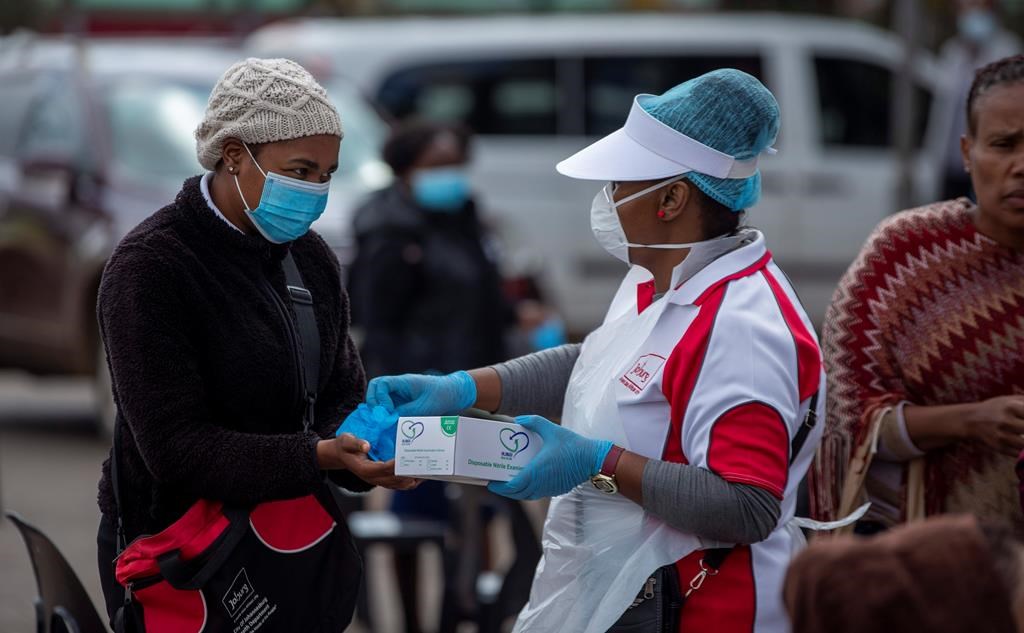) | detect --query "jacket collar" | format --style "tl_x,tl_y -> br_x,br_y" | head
176,175 -> 290,262
667,229 -> 769,306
